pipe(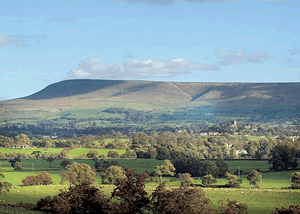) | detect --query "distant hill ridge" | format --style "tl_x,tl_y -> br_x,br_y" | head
1,79 -> 300,119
